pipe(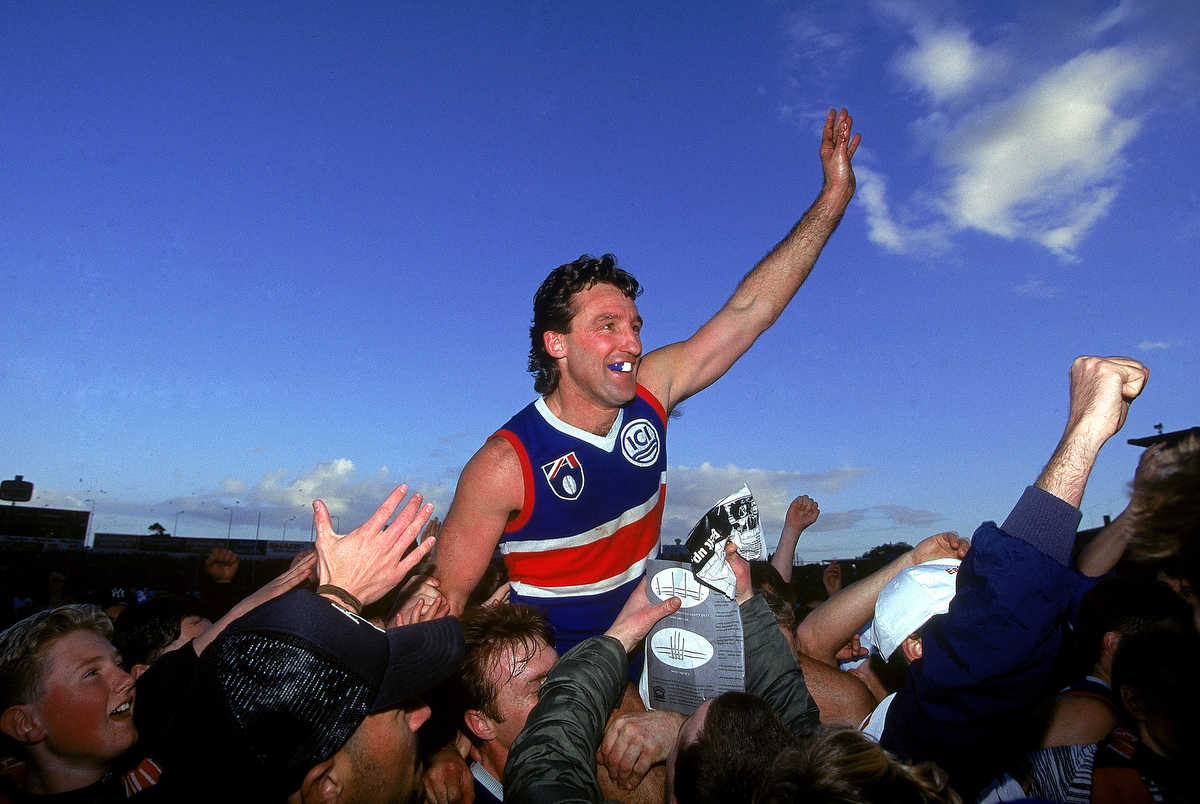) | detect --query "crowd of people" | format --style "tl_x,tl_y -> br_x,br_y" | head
3,108 -> 1197,803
